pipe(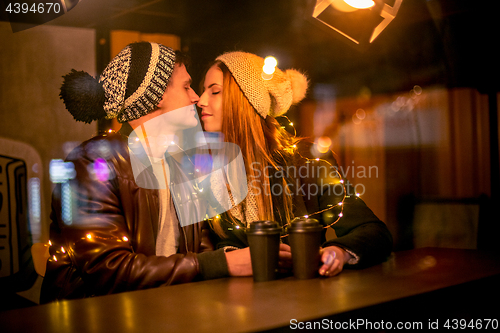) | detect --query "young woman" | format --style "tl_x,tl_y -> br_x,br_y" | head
198,51 -> 392,277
